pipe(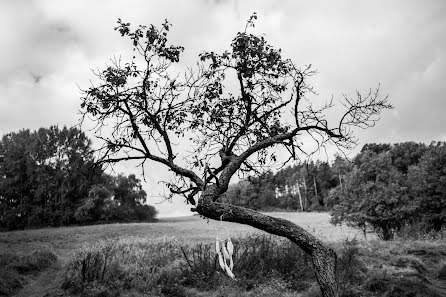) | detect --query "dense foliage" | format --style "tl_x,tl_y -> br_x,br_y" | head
0,126 -> 157,230
225,141 -> 446,240
331,142 -> 445,239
